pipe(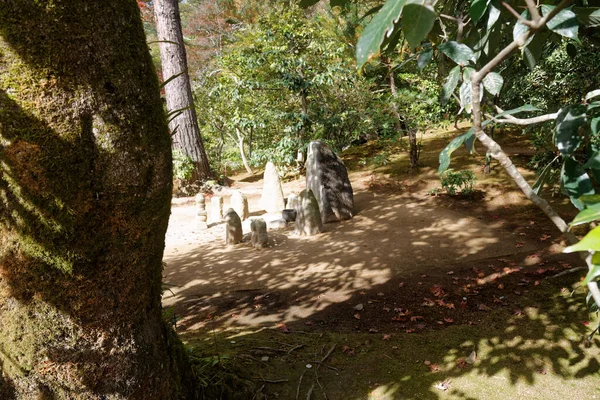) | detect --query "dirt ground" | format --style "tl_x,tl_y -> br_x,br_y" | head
161,131 -> 600,399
